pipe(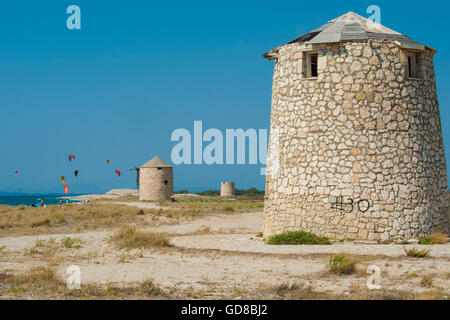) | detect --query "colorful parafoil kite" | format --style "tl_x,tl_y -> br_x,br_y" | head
60,176 -> 65,183
64,184 -> 69,194
115,169 -> 121,177
68,154 -> 76,162
74,170 -> 78,177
